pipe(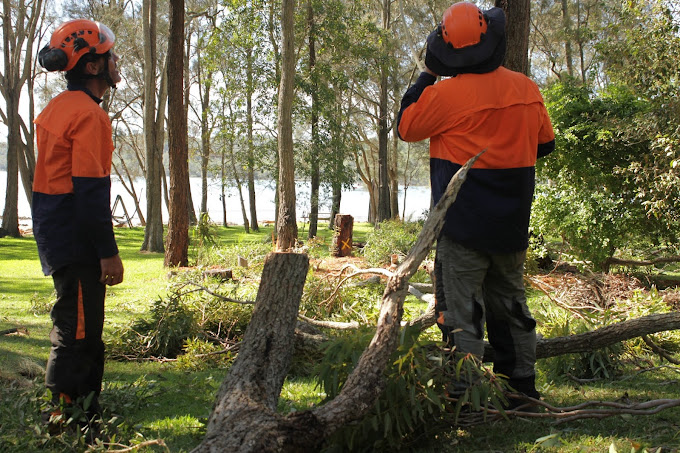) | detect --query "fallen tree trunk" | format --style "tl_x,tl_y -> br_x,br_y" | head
483,311 -> 680,362
192,151 -> 484,452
